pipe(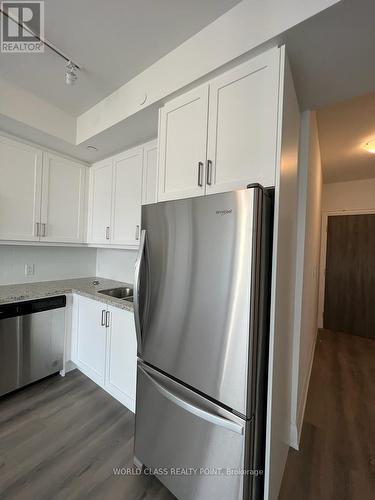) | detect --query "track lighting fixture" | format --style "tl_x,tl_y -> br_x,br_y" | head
65,61 -> 78,86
